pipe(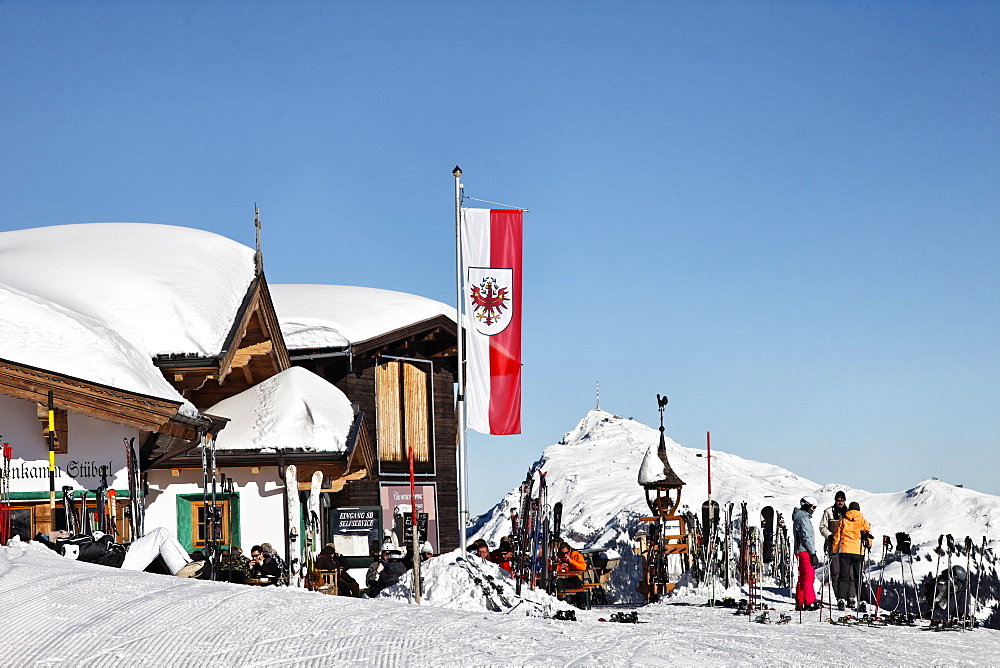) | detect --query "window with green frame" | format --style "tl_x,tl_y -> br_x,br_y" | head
176,494 -> 241,552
